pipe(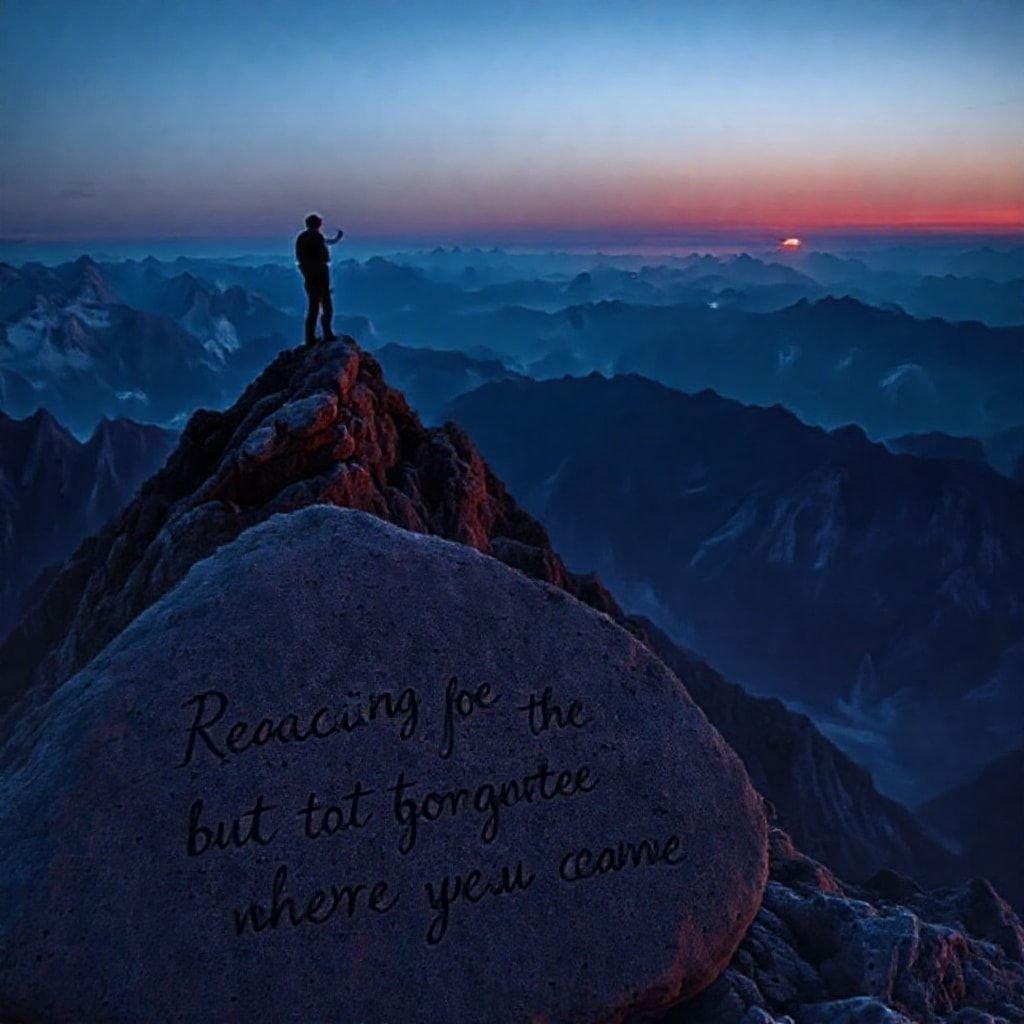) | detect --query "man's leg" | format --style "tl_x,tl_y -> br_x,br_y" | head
320,278 -> 336,341
303,279 -> 318,344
